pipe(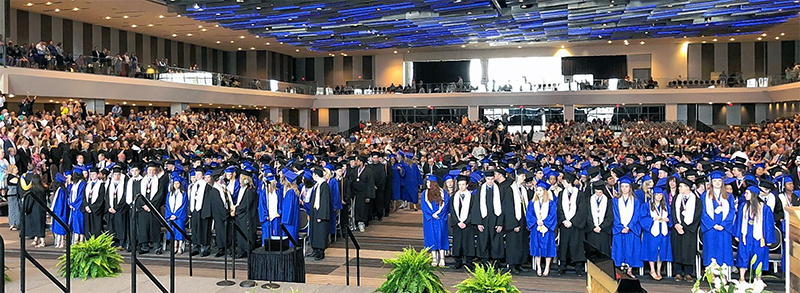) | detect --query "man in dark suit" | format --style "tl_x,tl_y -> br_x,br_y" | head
310,168 -> 331,261
347,155 -> 374,232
